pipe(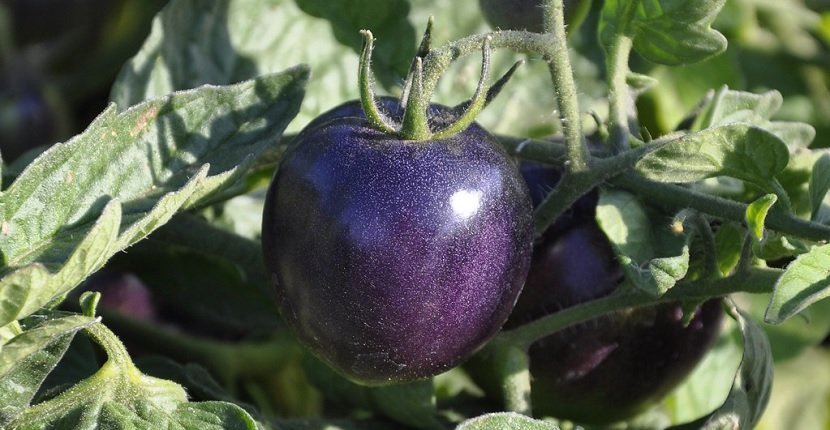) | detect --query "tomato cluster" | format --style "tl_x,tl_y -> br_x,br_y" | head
262,101 -> 722,421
